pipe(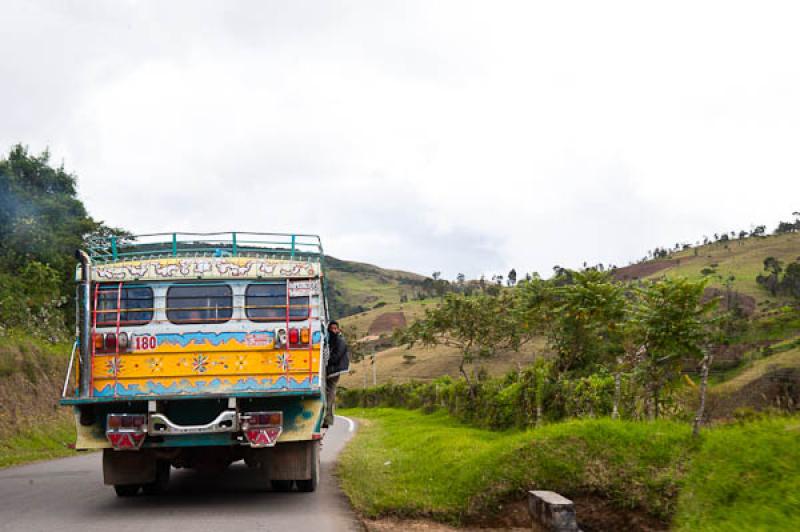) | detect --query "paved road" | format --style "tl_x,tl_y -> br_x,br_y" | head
0,416 -> 361,532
